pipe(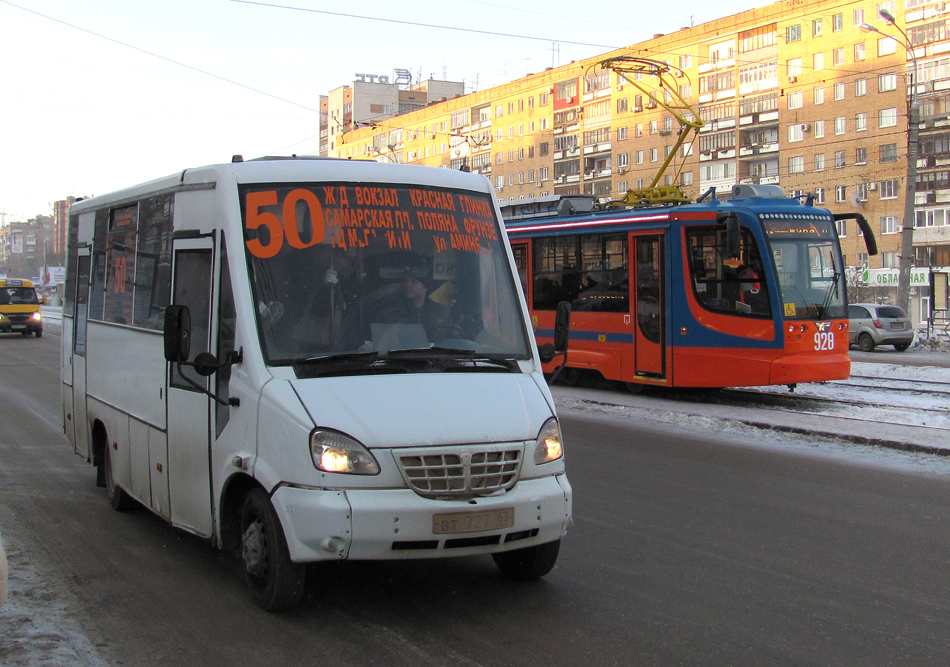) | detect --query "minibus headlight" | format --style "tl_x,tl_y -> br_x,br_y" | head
534,417 -> 563,464
31,312 -> 42,321
310,429 -> 380,475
